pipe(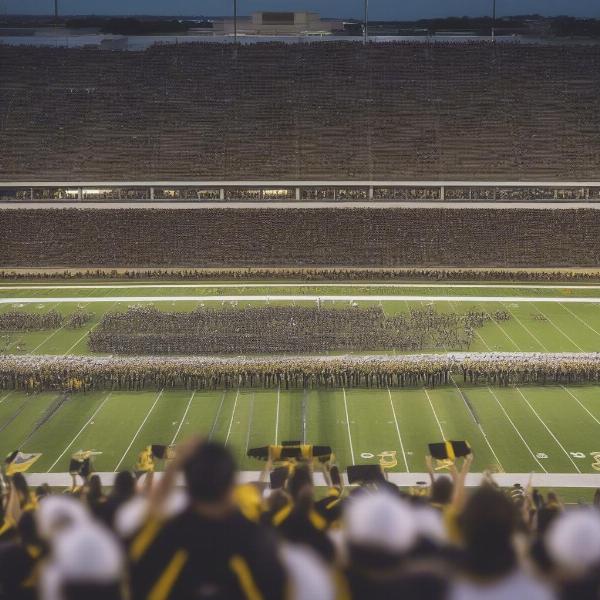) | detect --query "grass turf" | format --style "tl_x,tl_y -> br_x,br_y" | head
3,384 -> 600,476
2,281 -> 600,354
